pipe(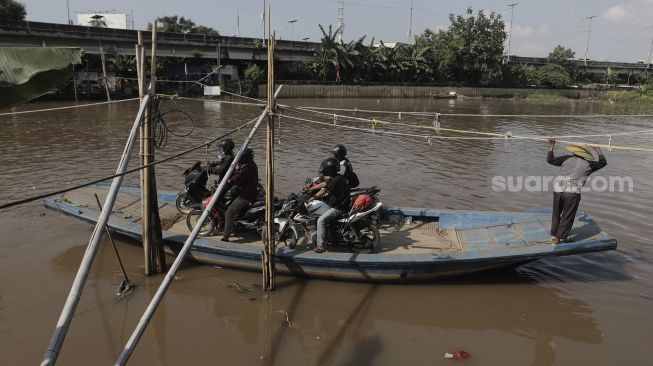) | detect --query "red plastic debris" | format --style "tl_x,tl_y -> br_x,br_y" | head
444,350 -> 470,361
453,350 -> 470,360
